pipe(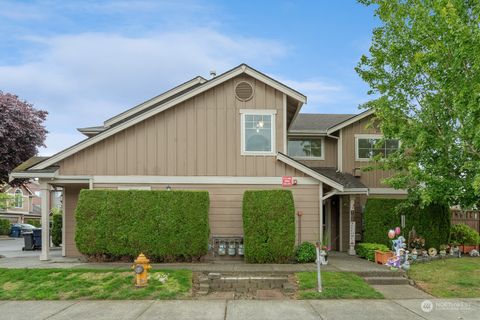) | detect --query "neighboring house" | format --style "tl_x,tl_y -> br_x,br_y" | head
10,64 -> 405,260
0,182 -> 42,223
